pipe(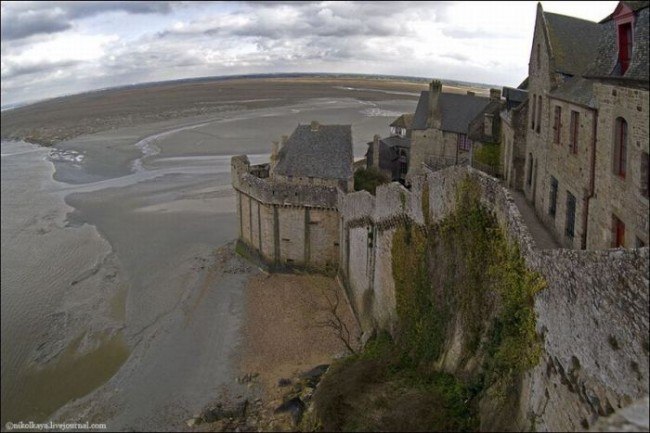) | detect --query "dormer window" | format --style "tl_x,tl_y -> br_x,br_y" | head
618,22 -> 632,74
613,2 -> 635,75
